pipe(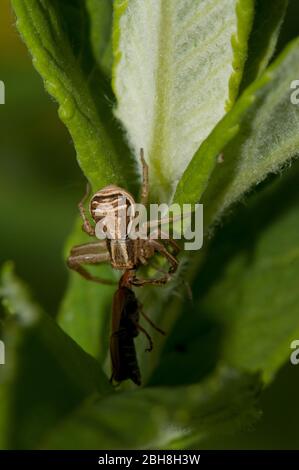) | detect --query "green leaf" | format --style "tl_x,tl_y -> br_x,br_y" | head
43,368 -> 261,450
199,165 -> 299,382
172,163 -> 299,385
240,0 -> 288,91
203,38 -> 299,224
11,0 -> 134,191
113,0 -> 254,201
0,263 -> 112,449
175,38 -> 299,224
86,0 -> 113,76
58,218 -> 117,361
